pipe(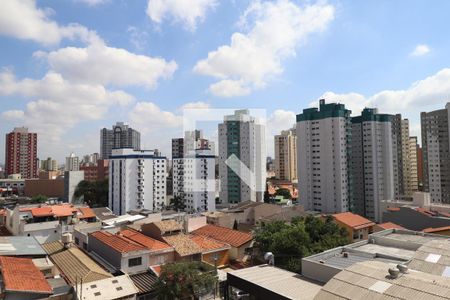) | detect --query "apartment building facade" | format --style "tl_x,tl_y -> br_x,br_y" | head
274,128 -> 297,181
5,127 -> 38,178
100,122 -> 140,159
